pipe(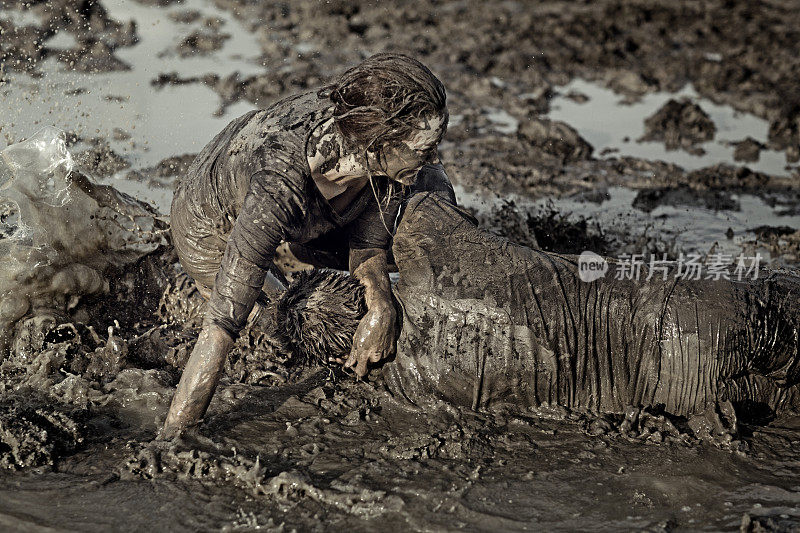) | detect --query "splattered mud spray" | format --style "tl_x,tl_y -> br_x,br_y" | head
0,128 -> 164,350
